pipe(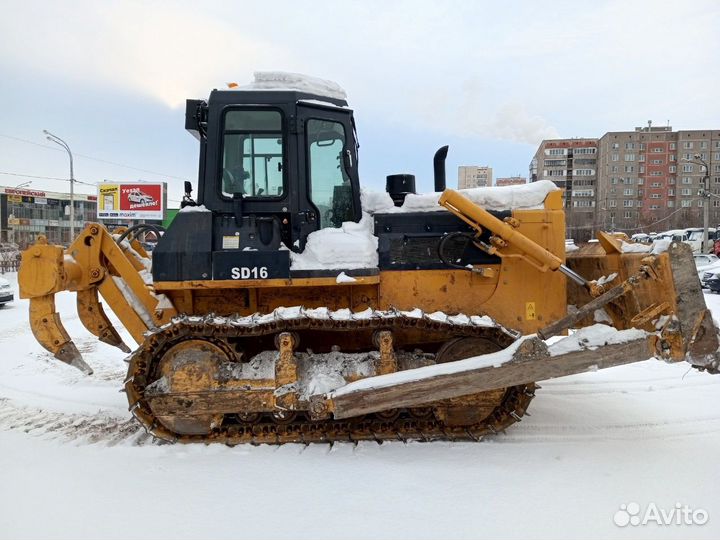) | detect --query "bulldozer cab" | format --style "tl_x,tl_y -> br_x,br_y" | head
185,88 -> 361,251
